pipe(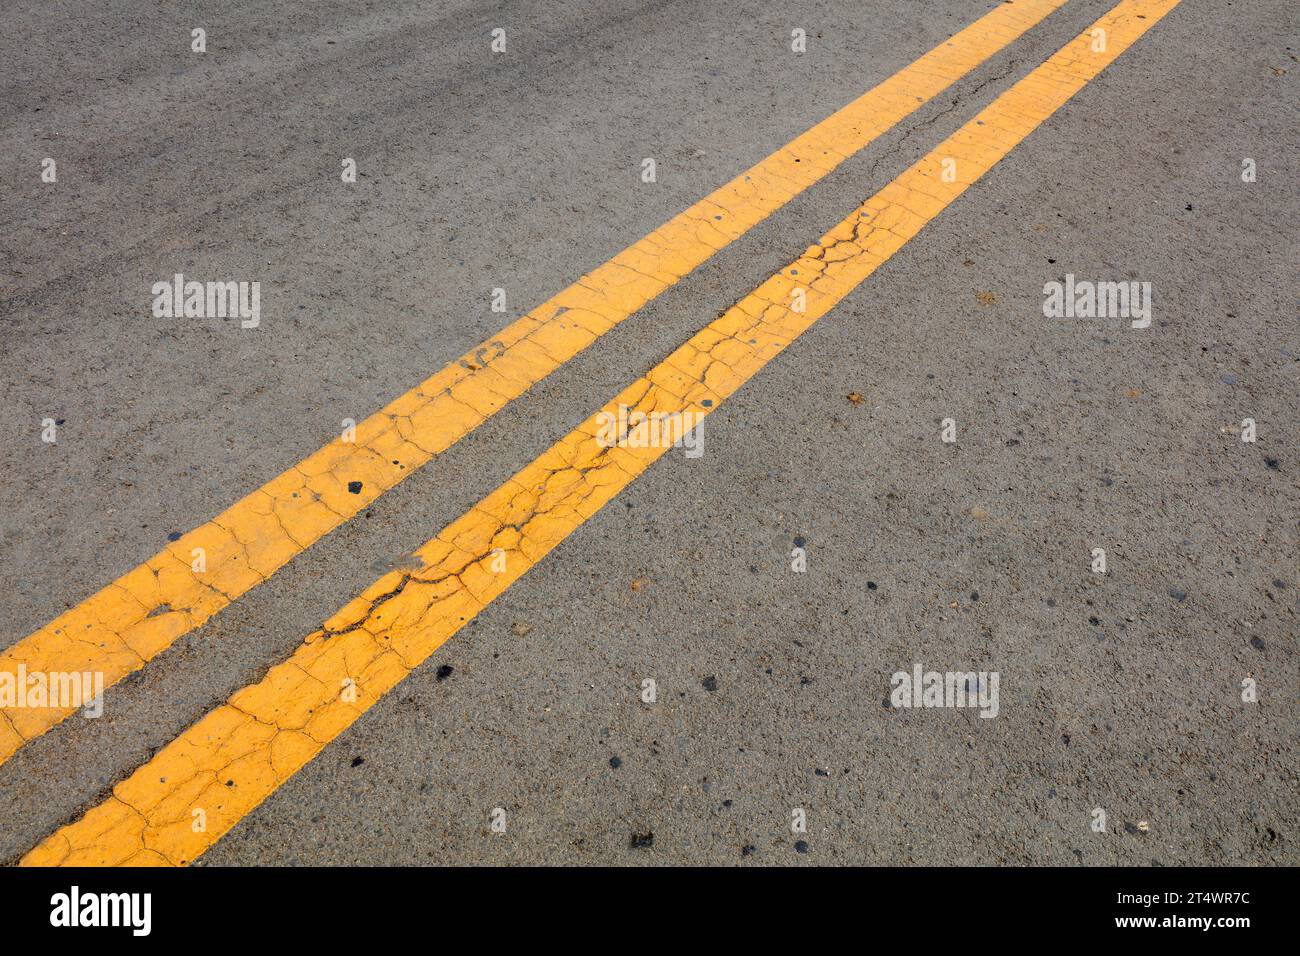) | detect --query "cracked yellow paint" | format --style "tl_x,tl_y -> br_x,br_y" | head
0,0 -> 1069,766
21,0 -> 1182,866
